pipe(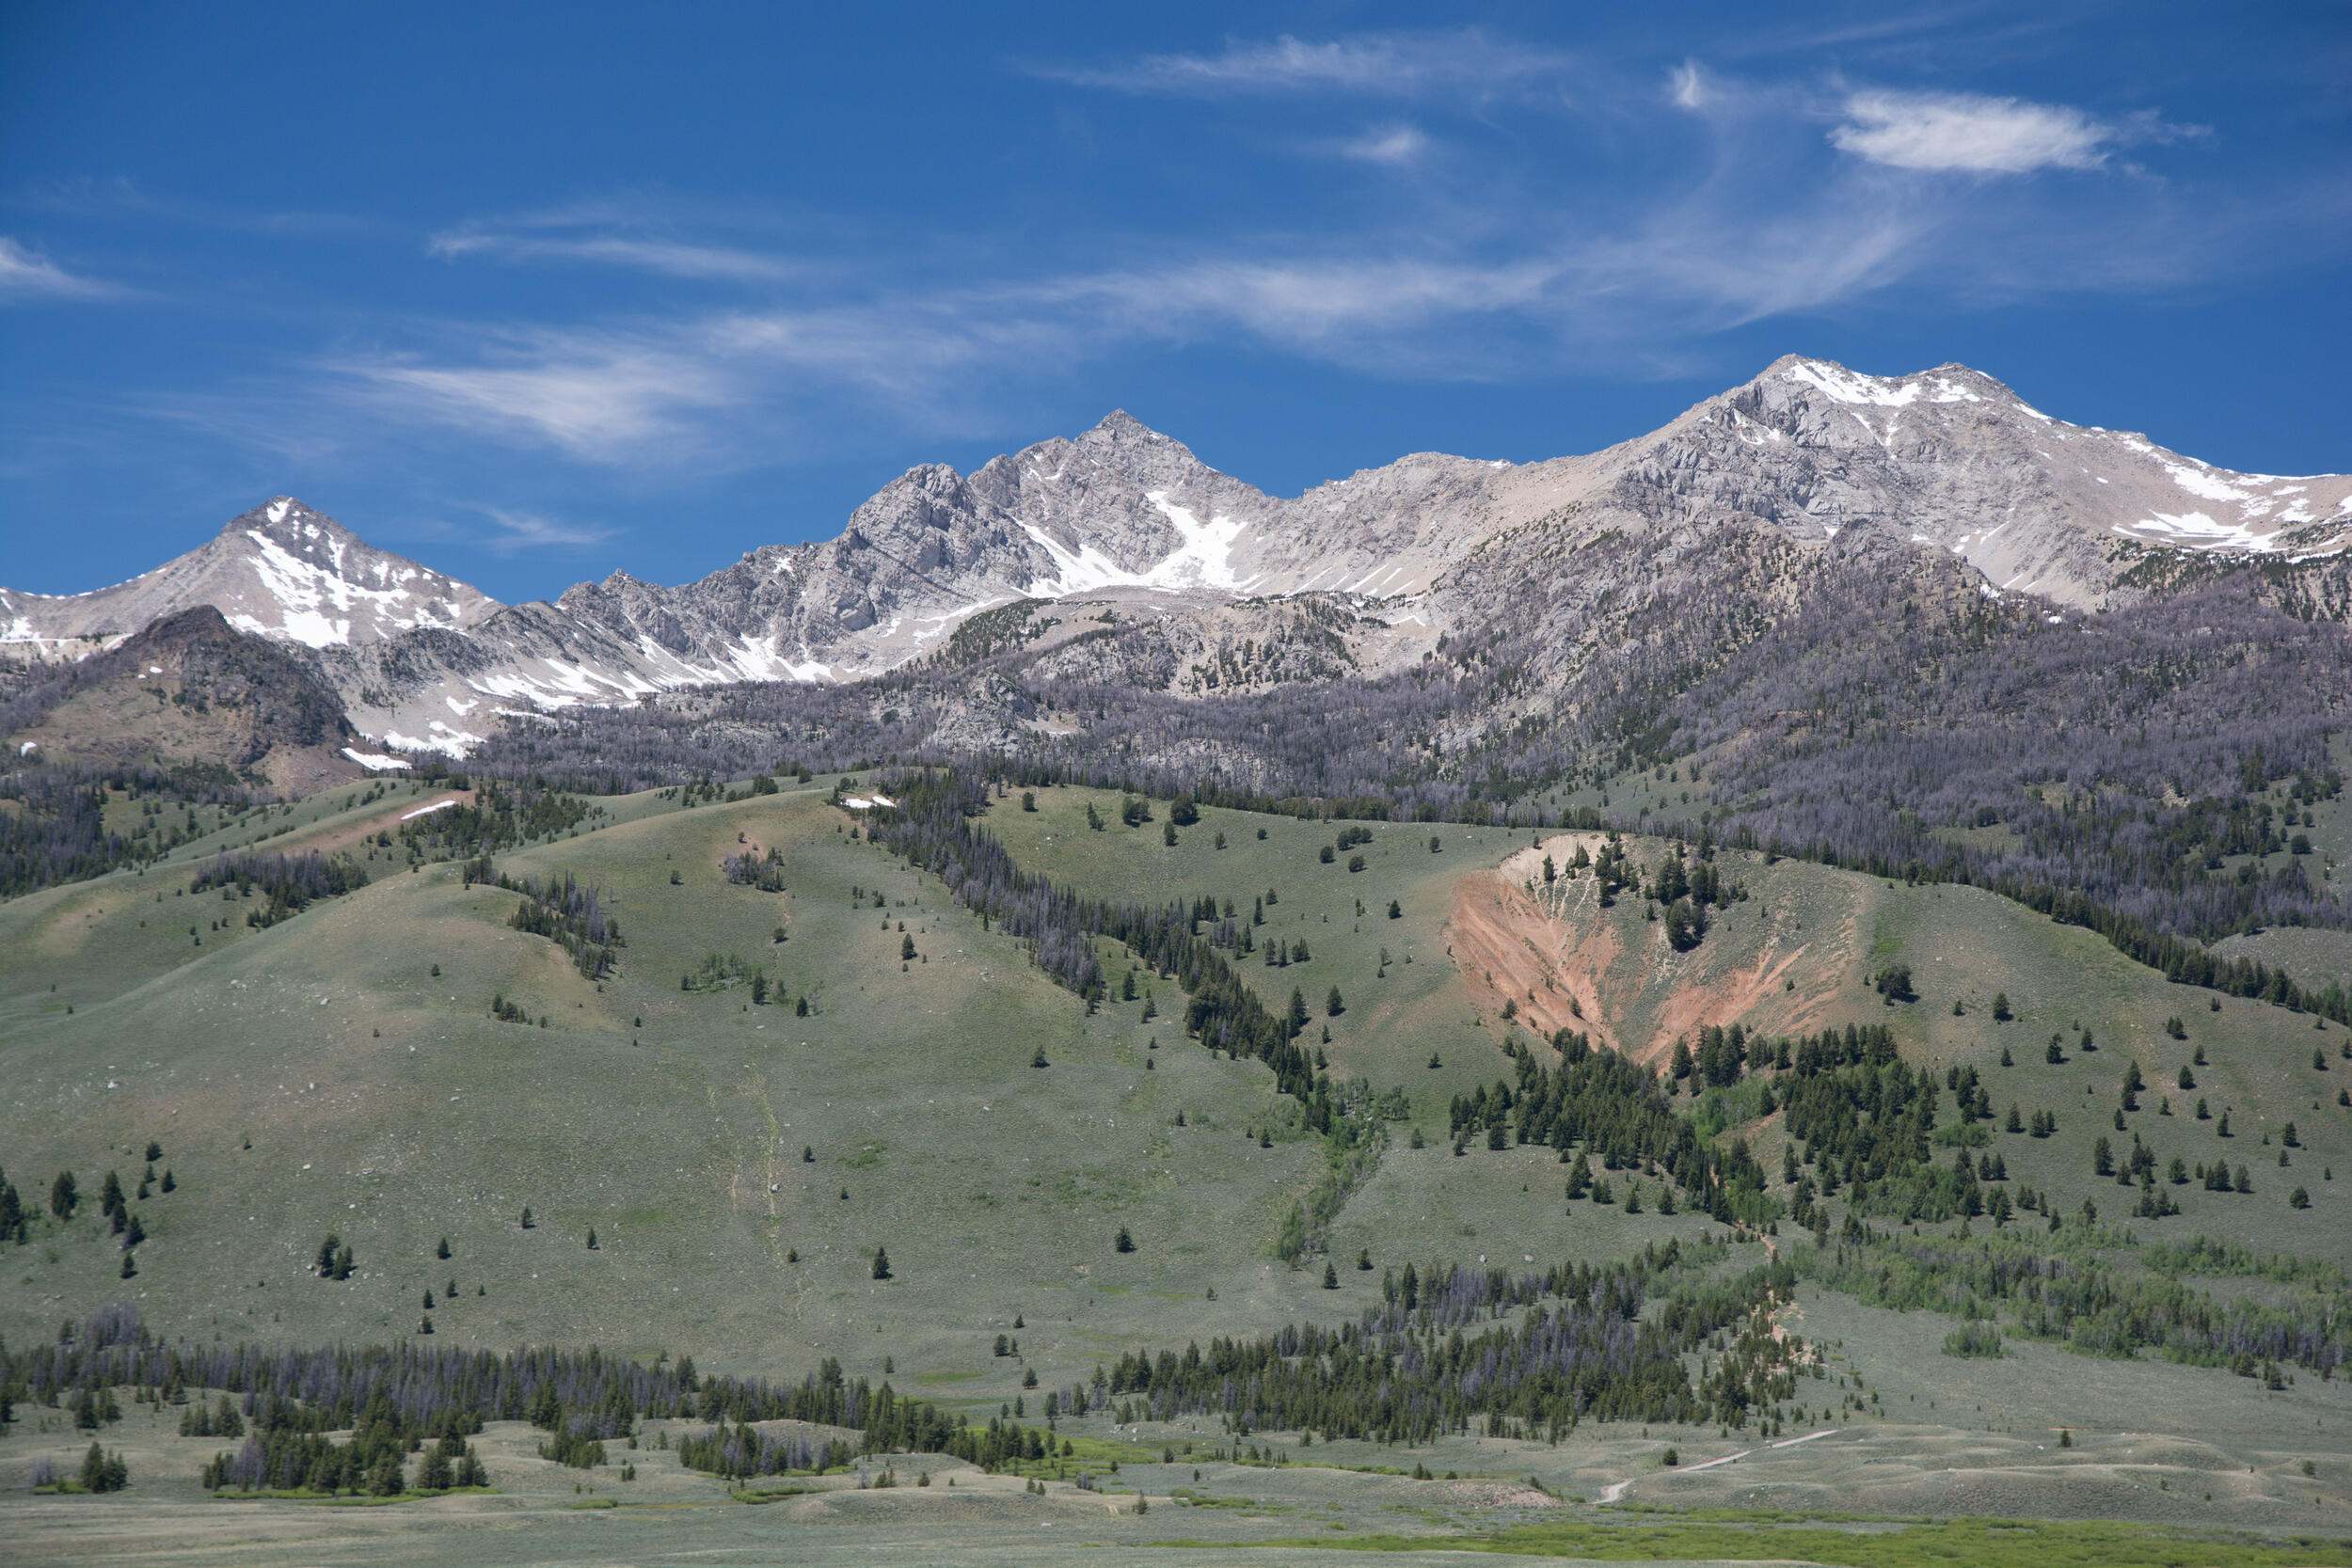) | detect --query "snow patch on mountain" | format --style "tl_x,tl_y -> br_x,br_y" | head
2164,461 -> 2258,504
1141,493 -> 1248,590
235,524 -> 480,648
1013,492 -> 1249,595
2128,511 -> 2286,552
1017,519 -> 1139,595
913,598 -> 1009,644
1785,359 -> 1927,407
379,716 -> 486,756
